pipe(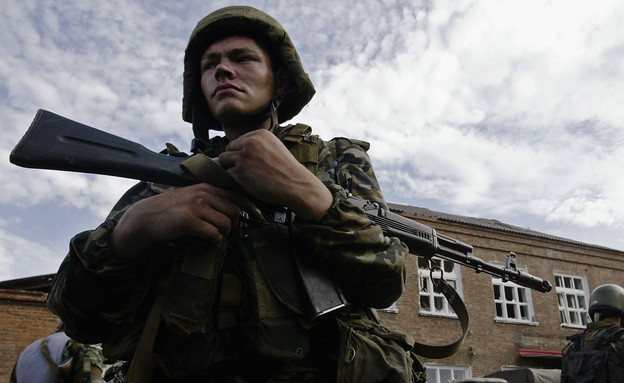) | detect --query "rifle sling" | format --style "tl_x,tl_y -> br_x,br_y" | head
126,281 -> 168,383
127,253 -> 184,383
411,278 -> 470,359
179,153 -> 240,191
